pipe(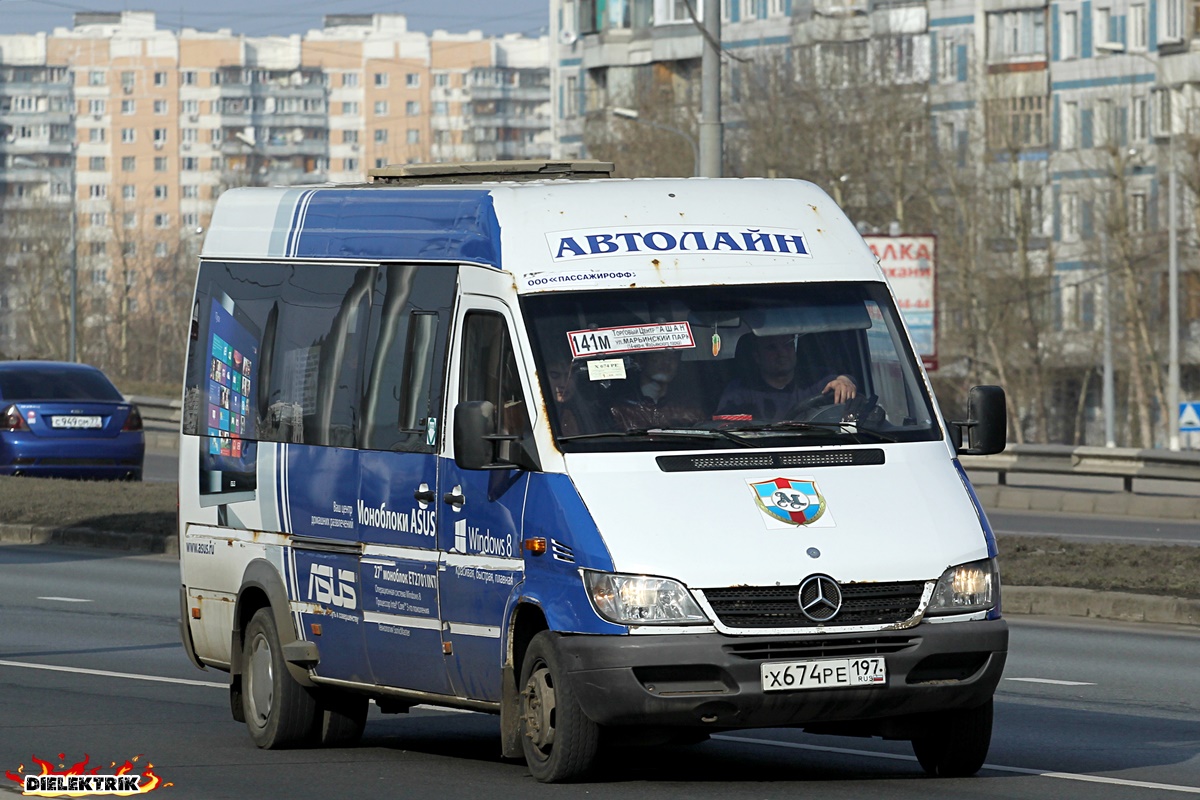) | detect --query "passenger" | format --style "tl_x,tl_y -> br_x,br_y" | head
609,349 -> 703,430
546,356 -> 583,436
715,333 -> 856,422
